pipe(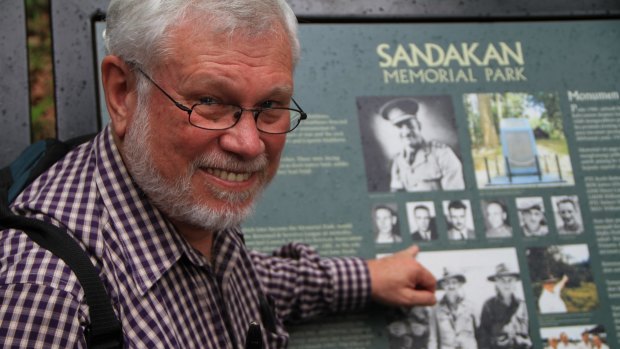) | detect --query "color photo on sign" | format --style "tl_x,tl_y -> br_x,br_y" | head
463,92 -> 575,190
526,244 -> 599,315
